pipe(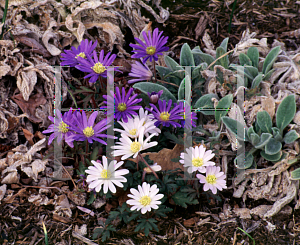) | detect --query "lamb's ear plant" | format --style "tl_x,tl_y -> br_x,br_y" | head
230,46 -> 281,94
222,95 -> 298,169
